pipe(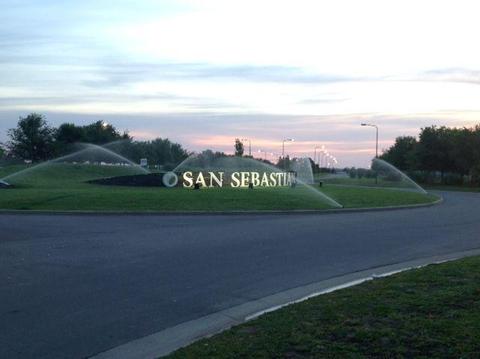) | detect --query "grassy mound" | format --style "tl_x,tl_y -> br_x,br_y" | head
0,163 -> 438,212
